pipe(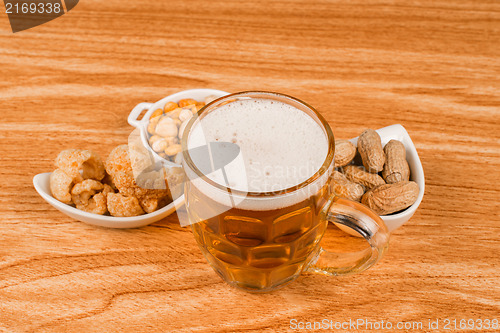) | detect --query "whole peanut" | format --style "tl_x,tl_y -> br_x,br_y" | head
332,171 -> 364,202
155,117 -> 178,137
342,165 -> 385,190
151,139 -> 168,153
334,139 -> 356,167
179,108 -> 193,122
148,135 -> 161,146
178,99 -> 197,108
382,139 -> 410,184
150,109 -> 163,120
358,129 -> 385,173
165,144 -> 182,157
178,119 -> 190,140
361,181 -> 419,215
167,108 -> 182,120
164,102 -> 178,112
